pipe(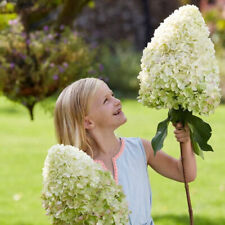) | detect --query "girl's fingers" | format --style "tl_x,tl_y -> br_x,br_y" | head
176,138 -> 187,143
173,122 -> 183,128
175,134 -> 188,139
175,130 -> 190,138
174,129 -> 187,135
176,136 -> 190,142
176,122 -> 183,128
174,129 -> 183,134
173,123 -> 190,143
174,124 -> 190,133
